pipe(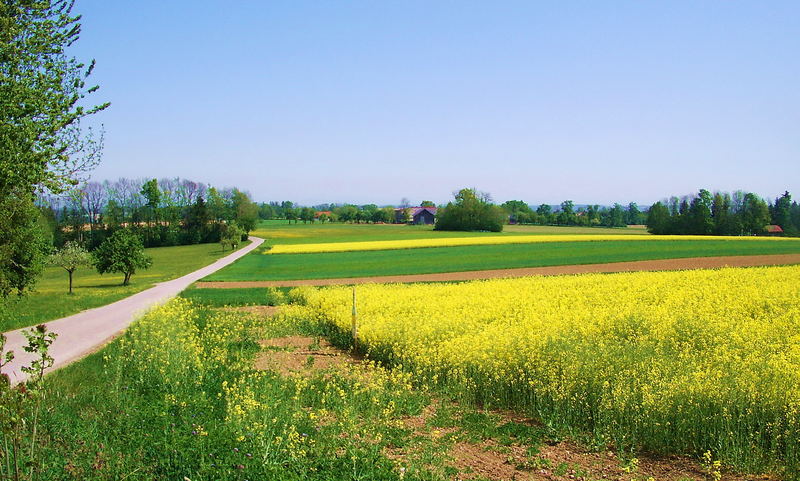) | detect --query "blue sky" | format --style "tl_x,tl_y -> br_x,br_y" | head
74,1 -> 799,206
